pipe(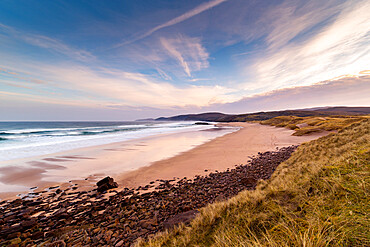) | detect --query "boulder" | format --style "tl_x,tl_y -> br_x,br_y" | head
163,210 -> 199,229
194,122 -> 210,125
241,176 -> 257,187
97,176 -> 118,192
